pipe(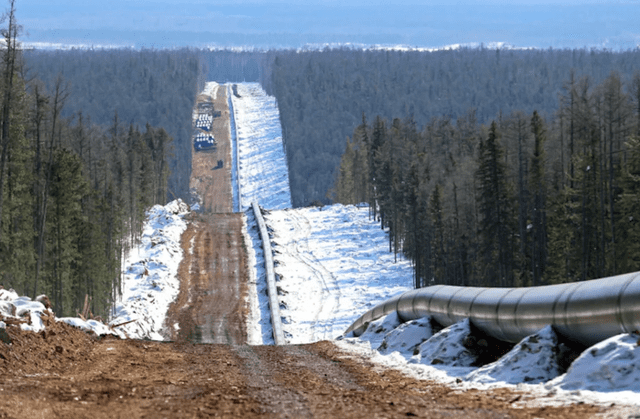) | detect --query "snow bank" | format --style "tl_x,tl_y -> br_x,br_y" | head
57,317 -> 118,336
0,289 -> 47,333
338,316 -> 640,408
467,325 -> 560,385
110,199 -> 190,340
0,288 -> 121,336
549,333 -> 640,393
